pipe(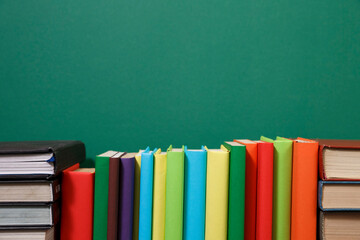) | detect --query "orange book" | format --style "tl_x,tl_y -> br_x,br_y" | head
61,166 -> 95,240
290,137 -> 318,240
234,139 -> 257,240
